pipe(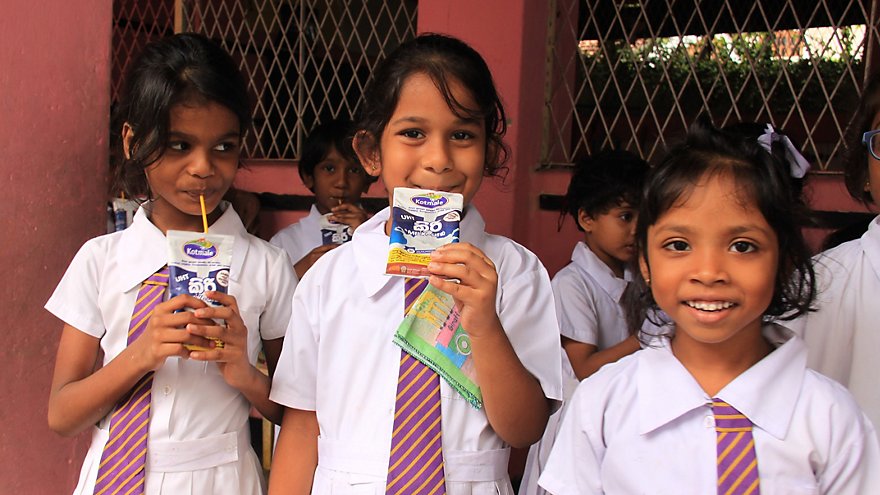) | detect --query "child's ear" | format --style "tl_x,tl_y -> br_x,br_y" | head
577,208 -> 595,233
122,123 -> 134,159
353,130 -> 381,178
